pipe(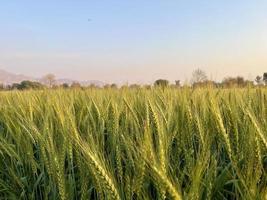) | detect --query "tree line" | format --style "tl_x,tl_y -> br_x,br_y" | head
154,69 -> 267,88
0,80 -> 85,91
0,70 -> 267,91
